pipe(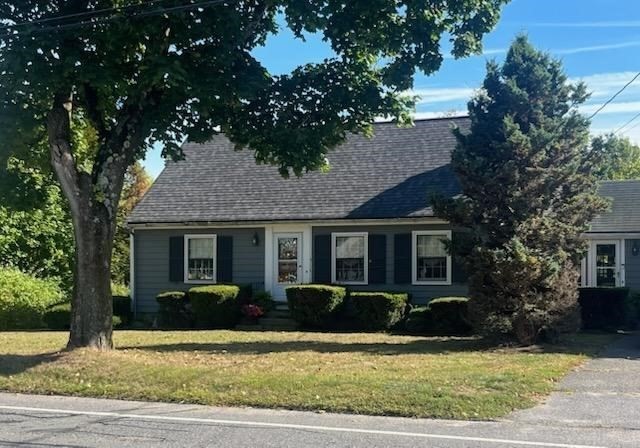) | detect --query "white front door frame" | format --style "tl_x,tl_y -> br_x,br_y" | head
588,239 -> 624,287
264,224 -> 312,301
